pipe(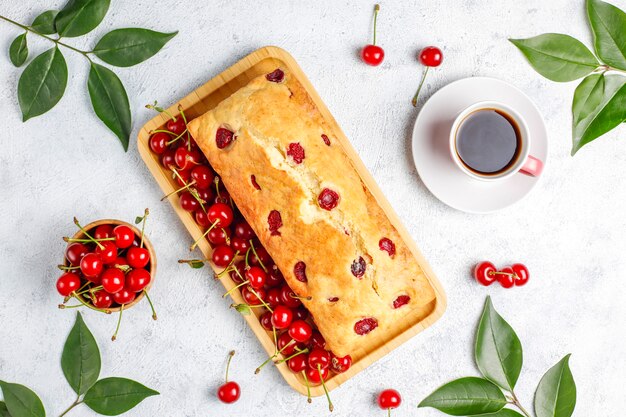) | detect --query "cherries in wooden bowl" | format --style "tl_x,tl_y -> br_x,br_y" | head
57,212 -> 157,340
